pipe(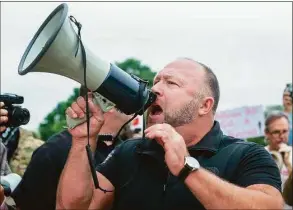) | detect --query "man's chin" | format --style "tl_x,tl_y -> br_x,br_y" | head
147,119 -> 164,127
